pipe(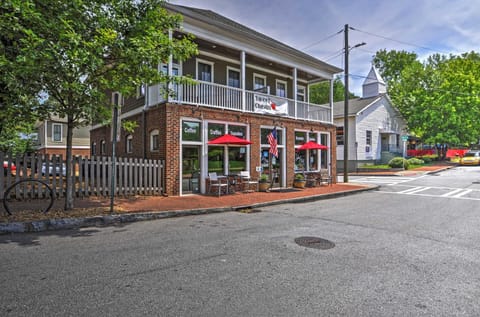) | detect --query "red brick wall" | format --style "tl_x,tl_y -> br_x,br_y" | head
90,103 -> 337,196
